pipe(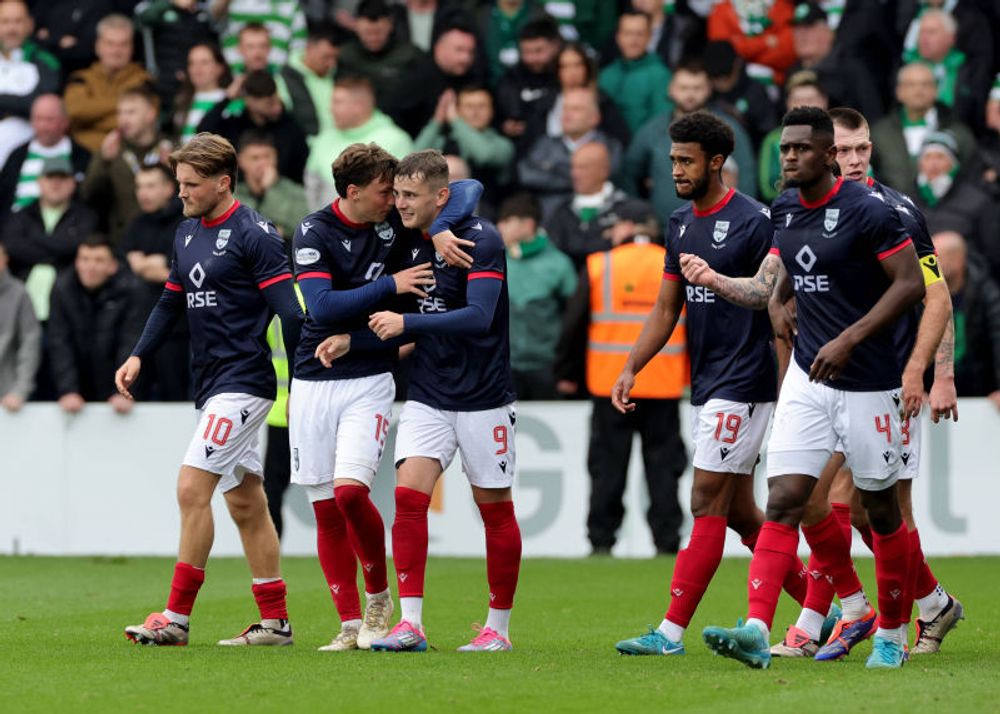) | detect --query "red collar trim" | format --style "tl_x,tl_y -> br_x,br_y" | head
332,198 -> 368,229
201,199 -> 240,227
422,231 -> 431,241
693,187 -> 736,217
865,176 -> 875,187
799,177 -> 843,209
